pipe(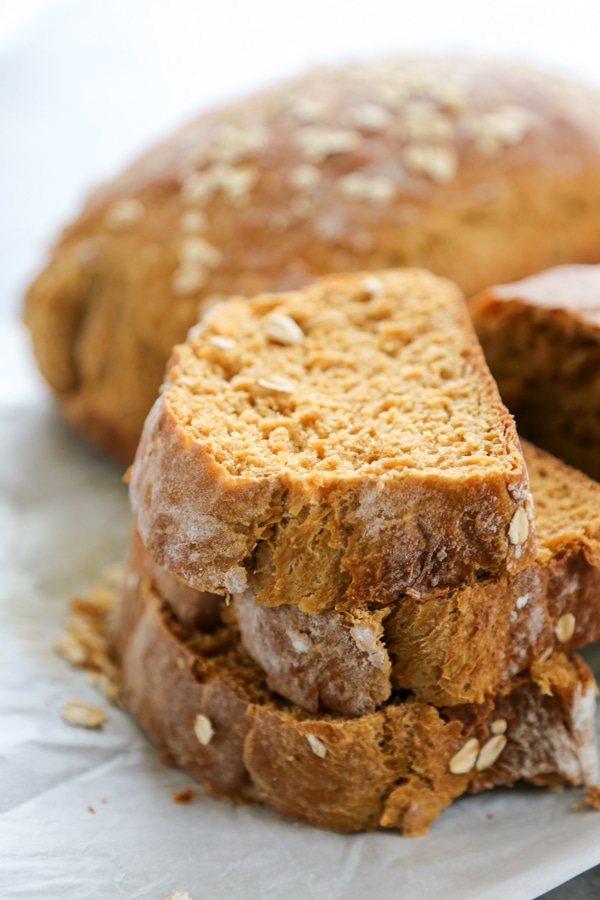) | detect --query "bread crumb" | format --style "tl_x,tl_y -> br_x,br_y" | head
159,750 -> 176,767
87,805 -> 96,814
163,893 -> 193,900
61,699 -> 107,729
172,787 -> 196,805
585,785 -> 600,810
55,574 -> 122,706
